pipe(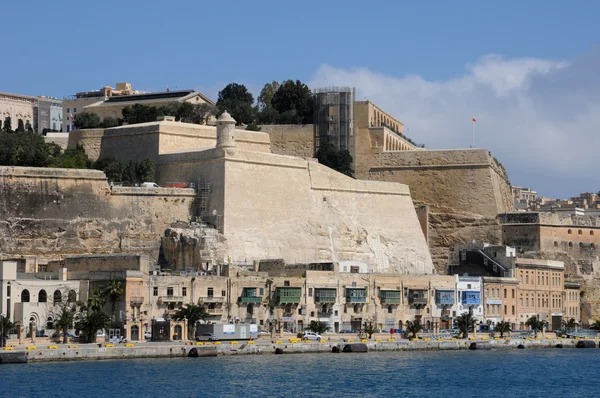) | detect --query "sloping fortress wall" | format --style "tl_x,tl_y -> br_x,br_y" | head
0,166 -> 195,261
